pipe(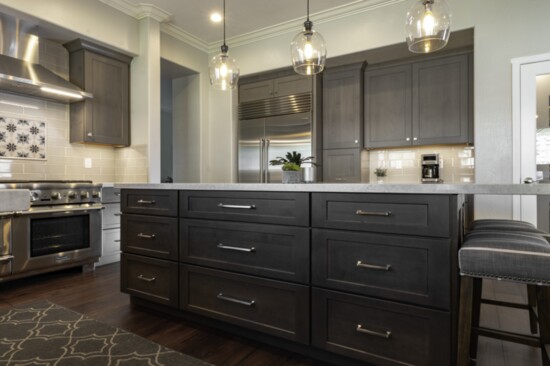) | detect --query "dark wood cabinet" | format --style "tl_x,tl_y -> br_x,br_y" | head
120,188 -> 462,365
322,62 -> 366,150
180,264 -> 310,344
364,64 -> 412,148
65,39 -> 132,146
239,74 -> 312,103
180,219 -> 309,283
311,288 -> 450,366
364,53 -> 471,149
322,148 -> 361,183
